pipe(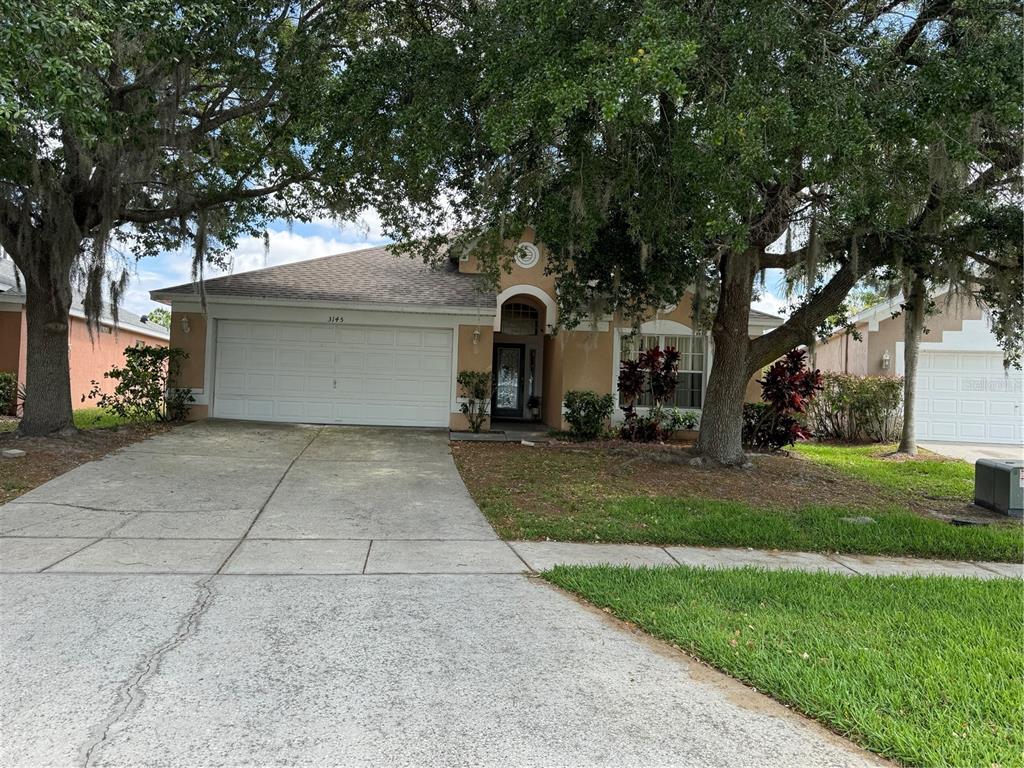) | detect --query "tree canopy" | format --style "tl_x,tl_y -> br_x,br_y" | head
0,0 -> 356,434
331,0 -> 1021,461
